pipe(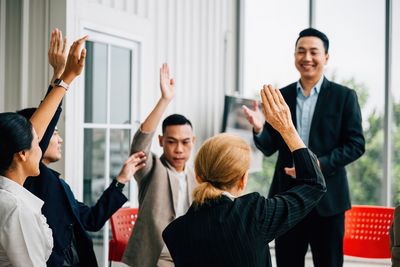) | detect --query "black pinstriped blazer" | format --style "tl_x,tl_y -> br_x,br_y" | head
162,148 -> 326,267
